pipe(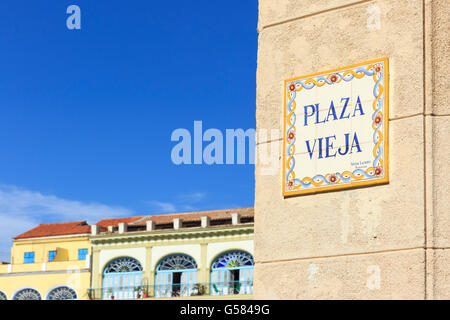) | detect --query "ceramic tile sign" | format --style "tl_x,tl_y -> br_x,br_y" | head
283,58 -> 389,197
